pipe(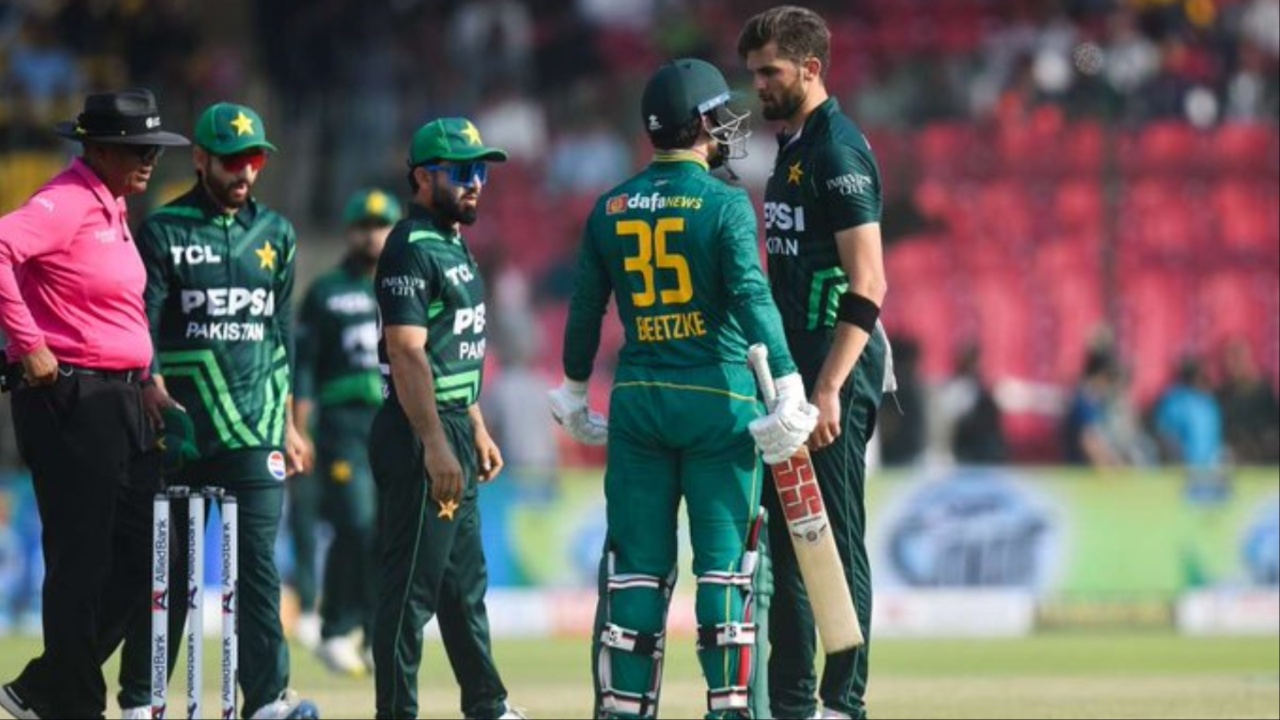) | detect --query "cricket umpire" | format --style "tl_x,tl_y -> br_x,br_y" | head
0,89 -> 189,719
